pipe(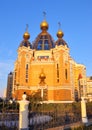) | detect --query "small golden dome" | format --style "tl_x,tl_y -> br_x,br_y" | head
40,72 -> 46,79
57,30 -> 64,38
39,68 -> 46,79
23,32 -> 30,40
40,20 -> 49,31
